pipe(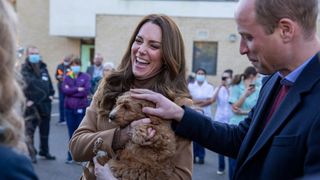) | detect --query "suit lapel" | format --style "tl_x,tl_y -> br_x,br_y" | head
235,74 -> 281,167
239,53 -> 320,171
